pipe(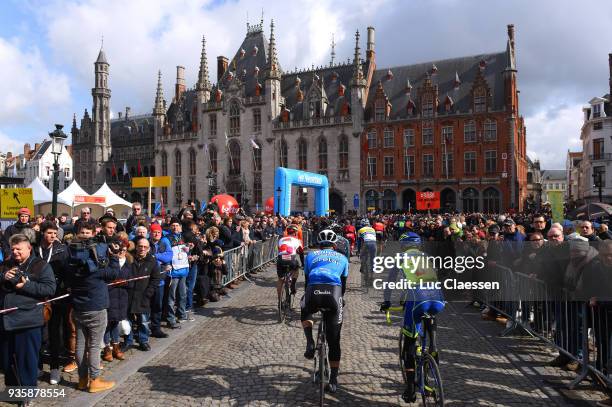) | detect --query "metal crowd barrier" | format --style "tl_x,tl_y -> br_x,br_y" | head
475,264 -> 612,390
221,236 -> 279,286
